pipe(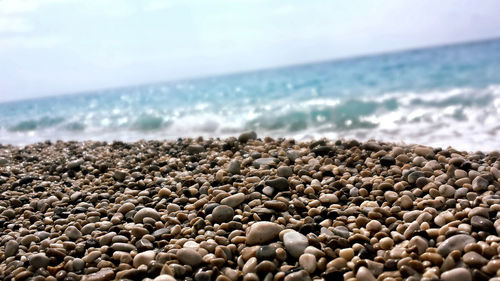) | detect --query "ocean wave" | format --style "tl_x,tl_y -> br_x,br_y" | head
1,85 -> 500,152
